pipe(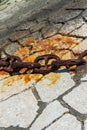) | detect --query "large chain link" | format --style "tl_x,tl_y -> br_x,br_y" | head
0,50 -> 87,75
